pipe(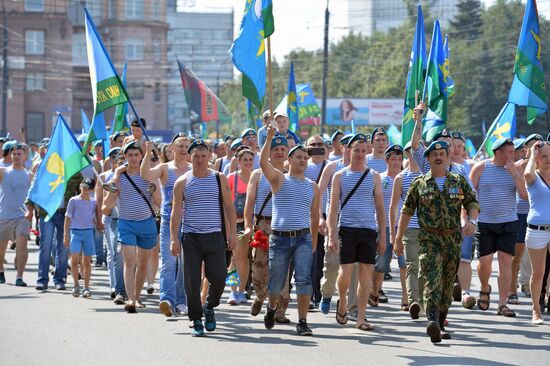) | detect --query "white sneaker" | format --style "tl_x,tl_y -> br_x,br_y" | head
176,304 -> 188,316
